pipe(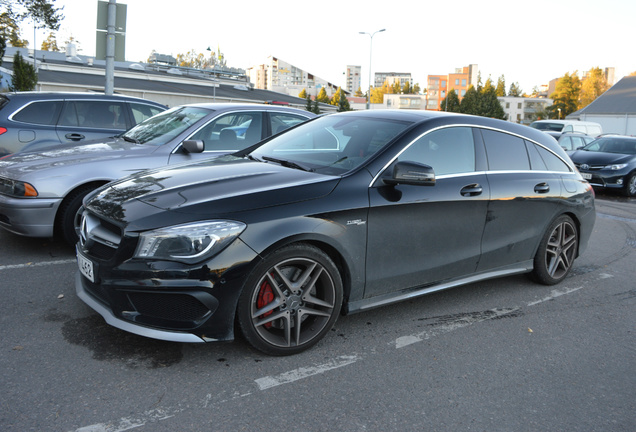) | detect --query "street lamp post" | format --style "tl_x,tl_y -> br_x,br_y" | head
359,29 -> 385,110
